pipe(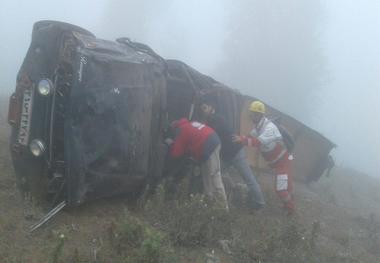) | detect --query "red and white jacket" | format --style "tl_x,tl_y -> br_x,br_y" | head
170,118 -> 219,162
241,117 -> 288,166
